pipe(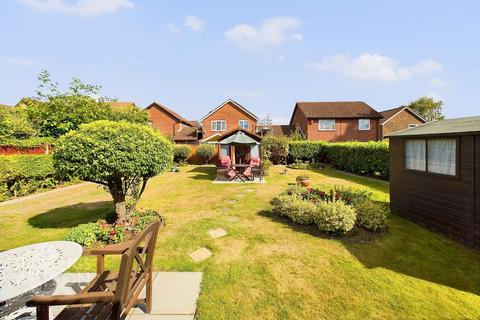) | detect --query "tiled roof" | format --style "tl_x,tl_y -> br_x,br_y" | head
269,125 -> 295,137
388,116 -> 480,137
146,102 -> 192,126
380,106 -> 427,124
173,125 -> 199,141
293,101 -> 383,120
